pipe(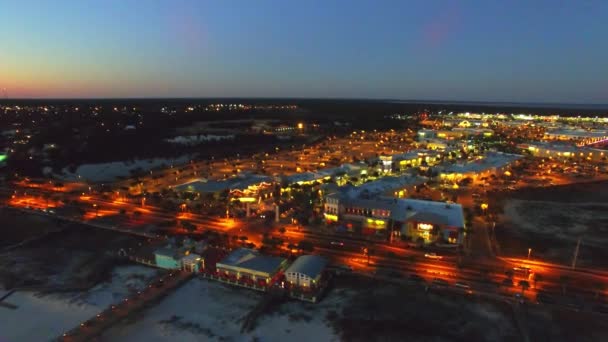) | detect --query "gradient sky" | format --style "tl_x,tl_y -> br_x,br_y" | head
1,0 -> 607,102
